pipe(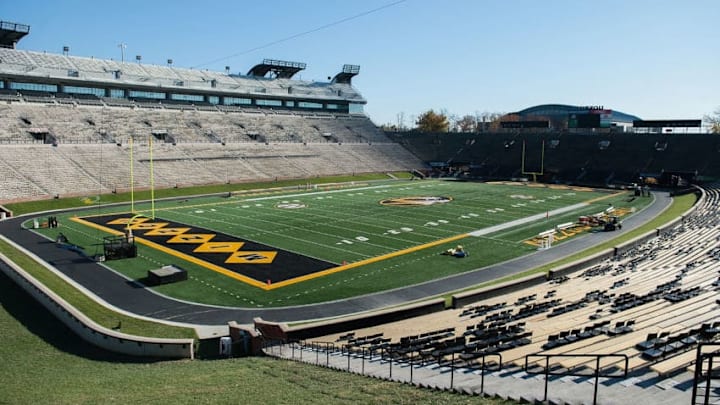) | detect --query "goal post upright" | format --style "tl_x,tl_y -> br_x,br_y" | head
130,136 -> 134,213
149,134 -> 155,219
129,135 -> 156,219
521,139 -> 545,182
